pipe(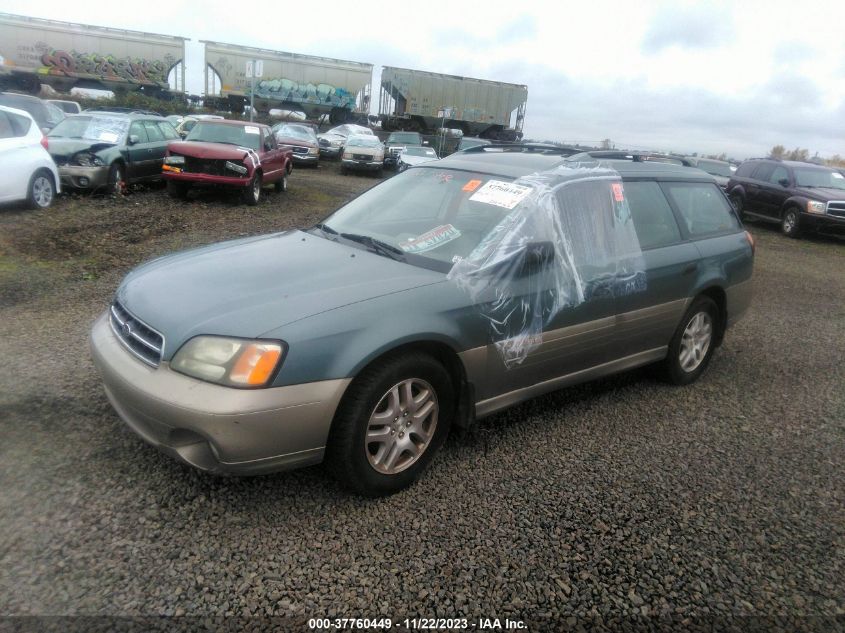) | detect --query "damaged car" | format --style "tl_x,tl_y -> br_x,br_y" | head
91,146 -> 753,496
317,124 -> 373,159
47,112 -> 178,194
397,146 -> 438,171
162,119 -> 293,205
